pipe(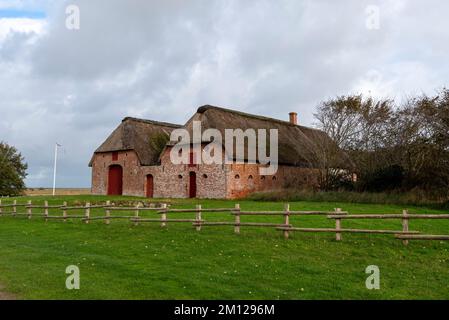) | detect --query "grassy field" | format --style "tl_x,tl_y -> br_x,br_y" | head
25,188 -> 91,196
0,195 -> 448,300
